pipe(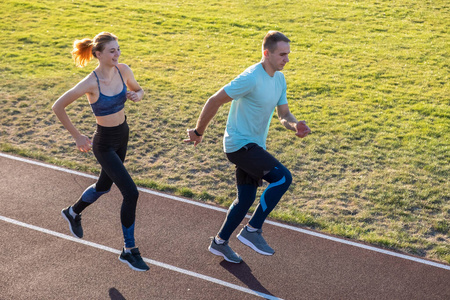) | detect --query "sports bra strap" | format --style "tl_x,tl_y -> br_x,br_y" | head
92,71 -> 101,94
115,66 -> 125,85
92,66 -> 124,94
